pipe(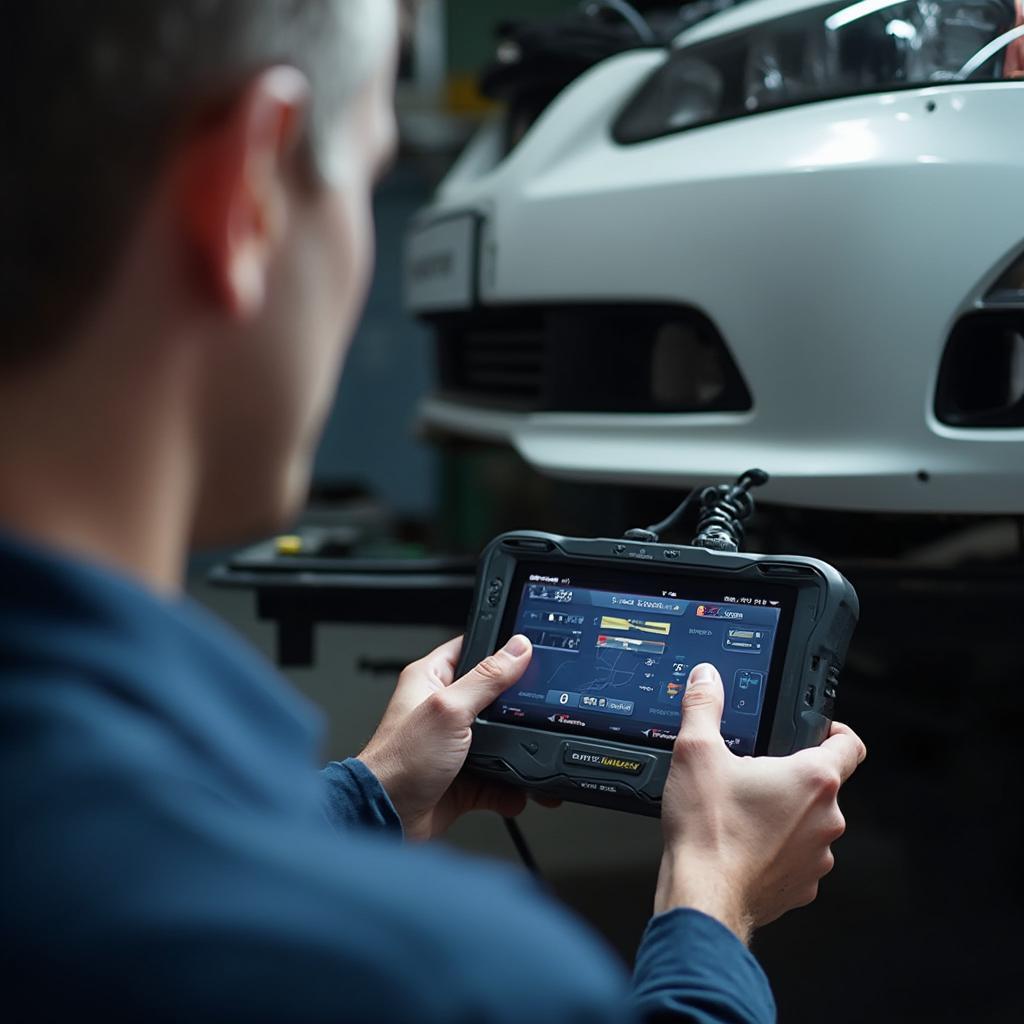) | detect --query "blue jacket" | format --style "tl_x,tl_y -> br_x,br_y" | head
0,531 -> 775,1022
